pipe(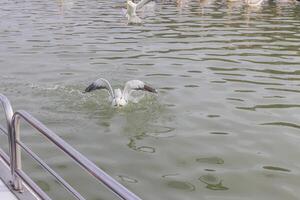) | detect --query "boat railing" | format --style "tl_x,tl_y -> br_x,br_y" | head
0,94 -> 142,200
0,94 -> 14,167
